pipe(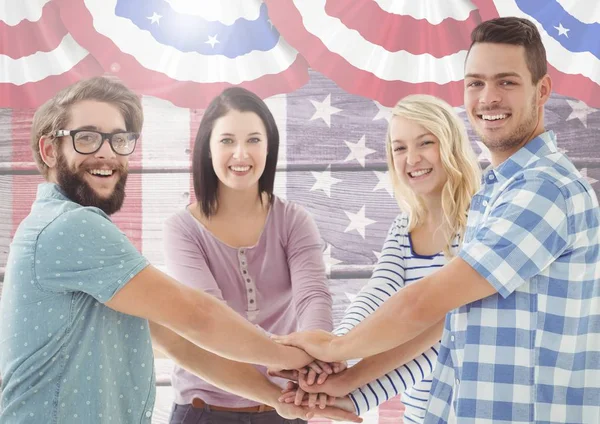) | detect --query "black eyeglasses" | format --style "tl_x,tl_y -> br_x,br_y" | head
55,129 -> 139,156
